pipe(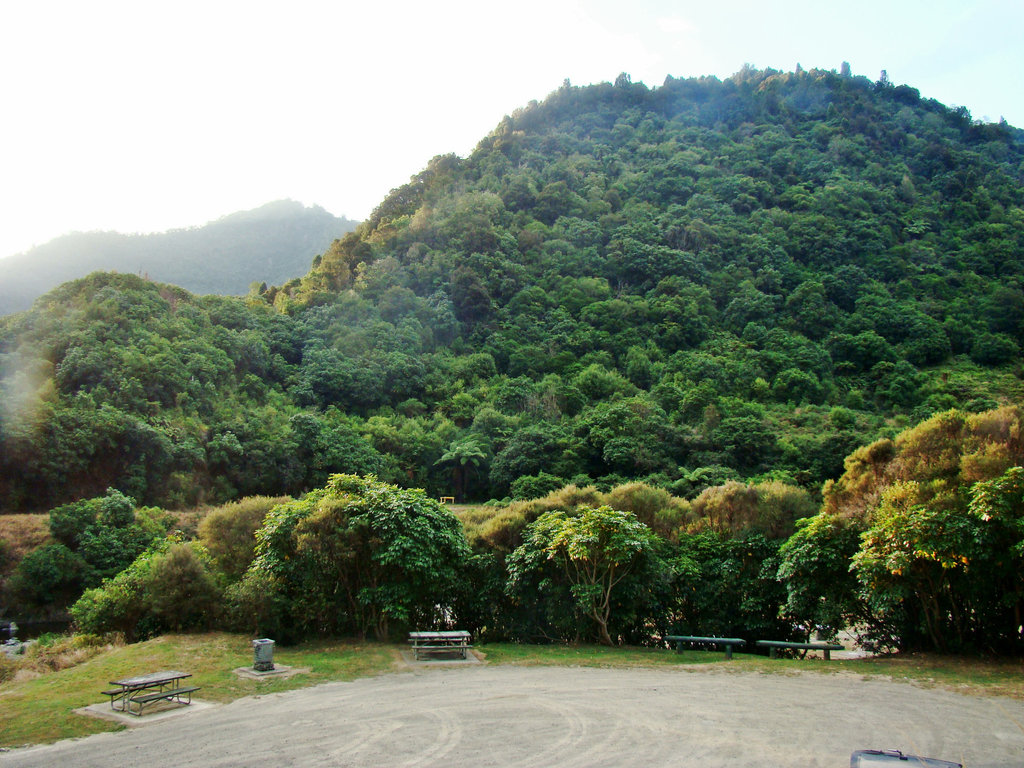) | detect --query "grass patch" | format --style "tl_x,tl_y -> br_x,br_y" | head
477,642 -> 731,667
477,643 -> 1024,699
0,632 -> 399,748
842,653 -> 1024,699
